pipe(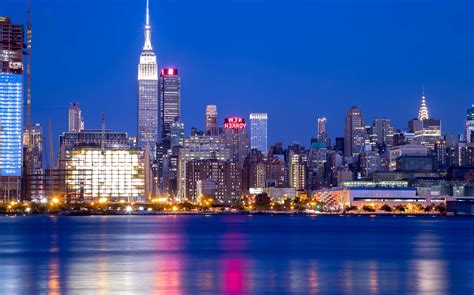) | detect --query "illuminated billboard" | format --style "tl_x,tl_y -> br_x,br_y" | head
224,117 -> 246,129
